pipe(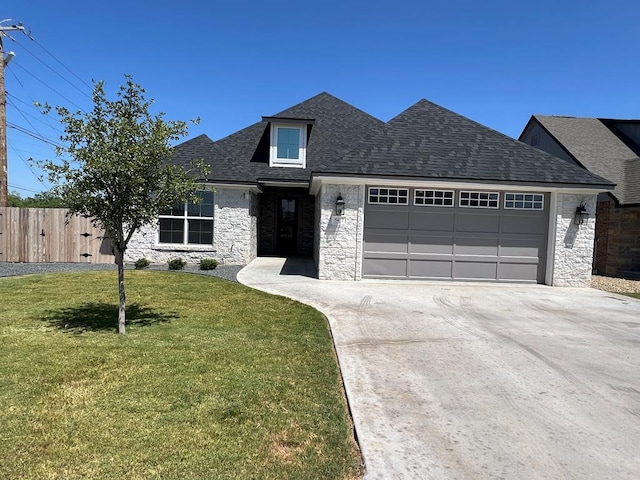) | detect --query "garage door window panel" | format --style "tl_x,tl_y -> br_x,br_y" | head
460,191 -> 499,208
505,193 -> 544,210
414,189 -> 454,207
368,187 -> 409,205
